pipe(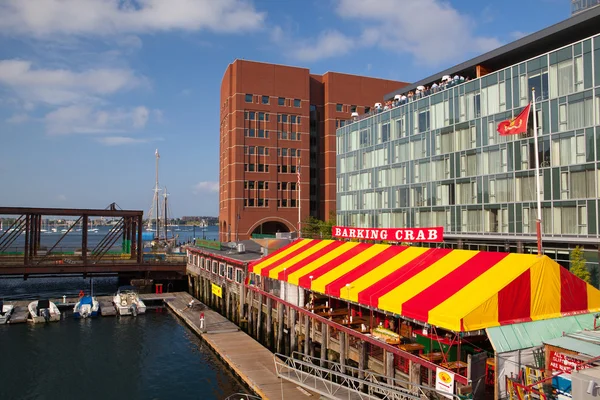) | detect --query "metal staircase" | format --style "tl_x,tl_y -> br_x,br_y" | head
274,352 -> 462,400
